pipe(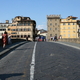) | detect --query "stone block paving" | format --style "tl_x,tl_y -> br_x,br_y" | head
34,42 -> 80,80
